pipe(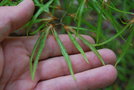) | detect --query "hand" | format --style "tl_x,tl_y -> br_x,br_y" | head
0,0 -> 117,90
